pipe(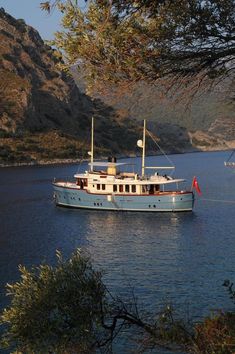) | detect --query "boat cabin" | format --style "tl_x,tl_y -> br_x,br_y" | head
74,159 -> 184,196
